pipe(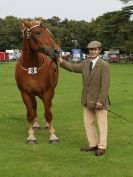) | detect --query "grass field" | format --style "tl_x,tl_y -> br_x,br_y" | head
0,61 -> 133,177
